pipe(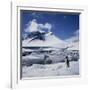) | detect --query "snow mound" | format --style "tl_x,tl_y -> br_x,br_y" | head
22,61 -> 79,77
